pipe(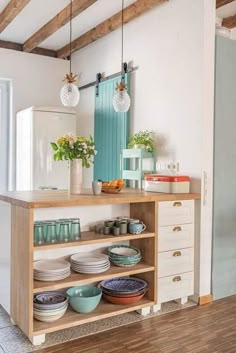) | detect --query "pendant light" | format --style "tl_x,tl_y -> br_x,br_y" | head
60,0 -> 80,107
113,0 -> 131,113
